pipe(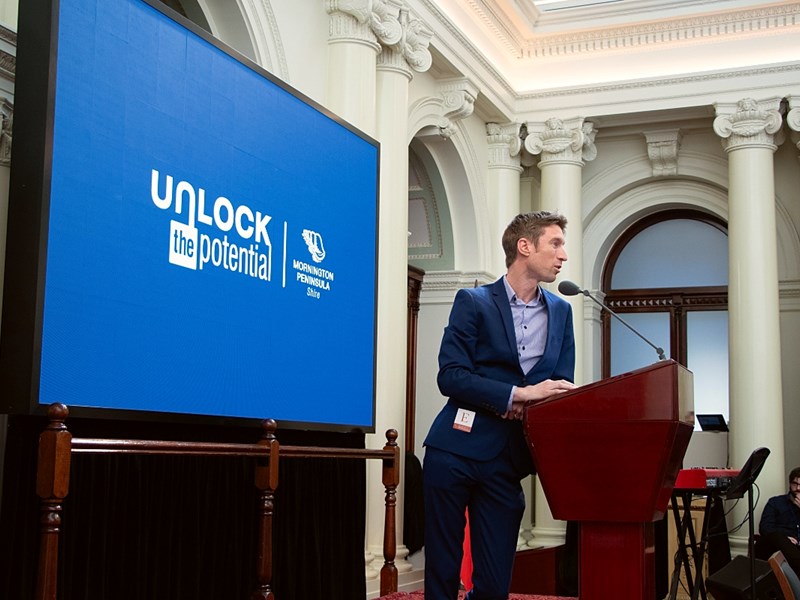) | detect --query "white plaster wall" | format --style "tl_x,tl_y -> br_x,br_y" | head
780,299 -> 800,467
0,0 -> 15,29
412,292 -> 452,460
263,1 -> 328,106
